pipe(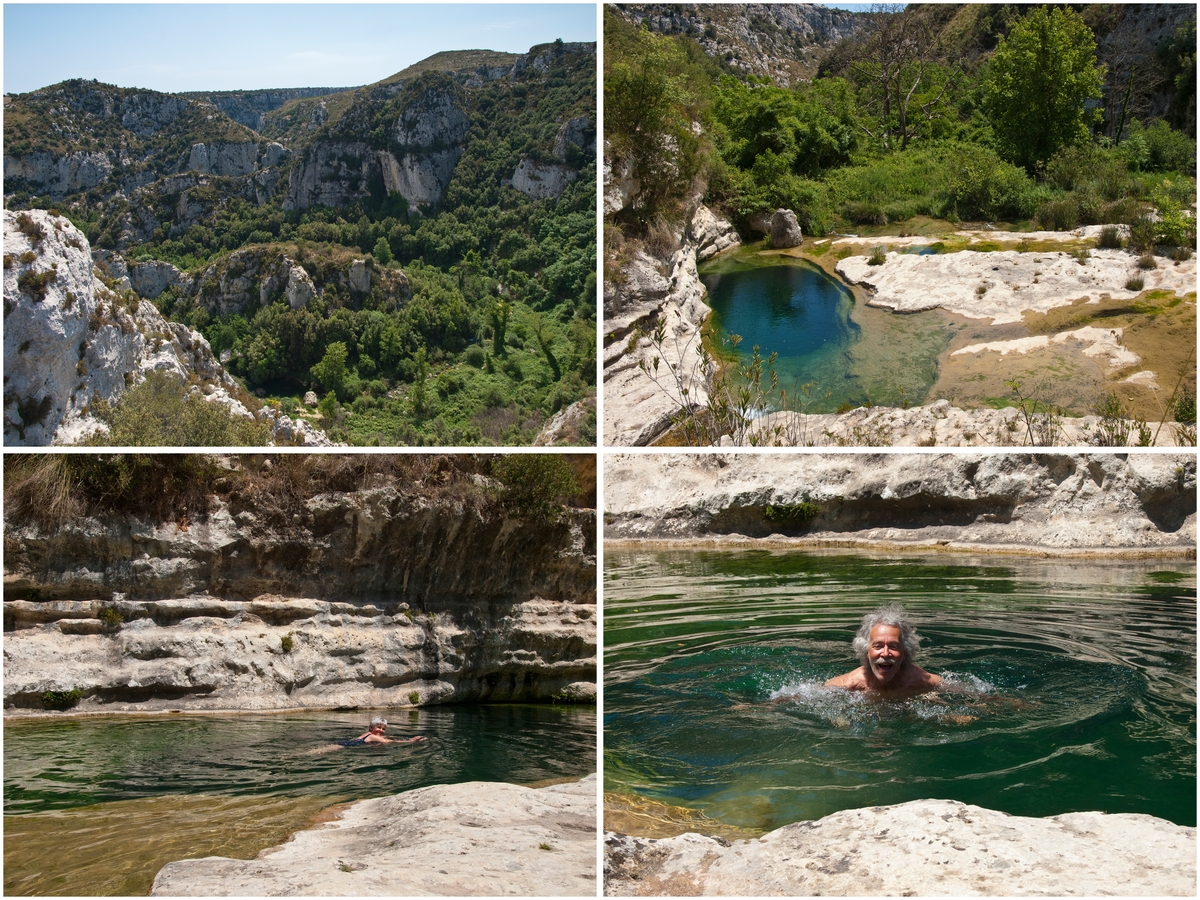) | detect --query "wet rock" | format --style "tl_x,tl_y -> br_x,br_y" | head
152,776 -> 596,896
604,798 -> 1195,896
